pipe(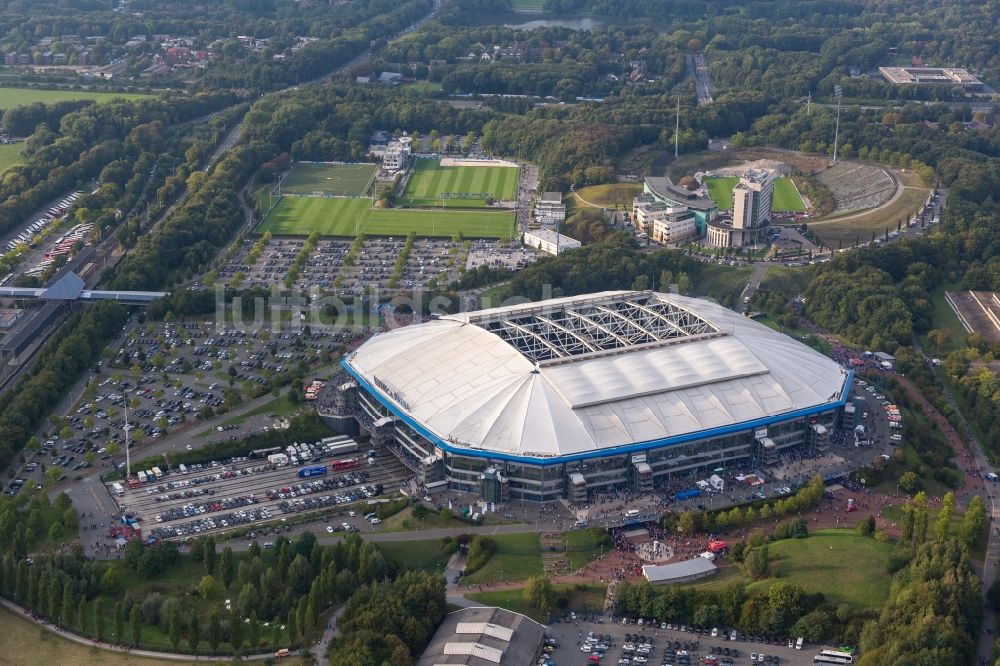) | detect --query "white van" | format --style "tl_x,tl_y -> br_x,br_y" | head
795,637 -> 803,650
625,509 -> 640,518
